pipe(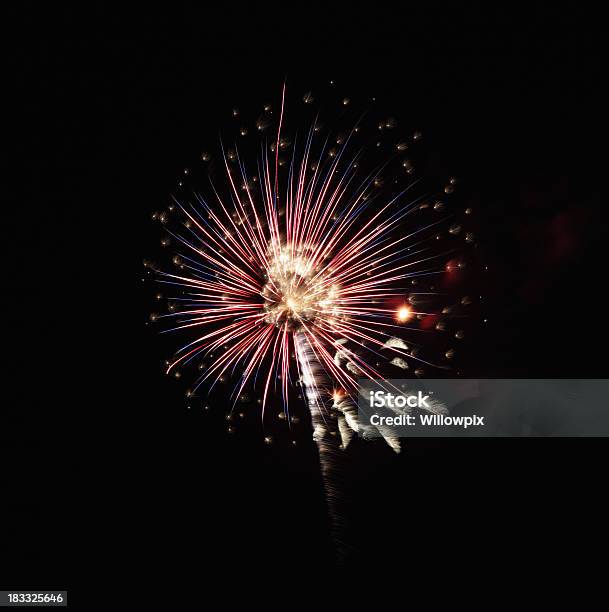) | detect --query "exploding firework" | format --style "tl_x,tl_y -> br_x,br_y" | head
146,82 -> 479,556
147,83 -> 478,442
